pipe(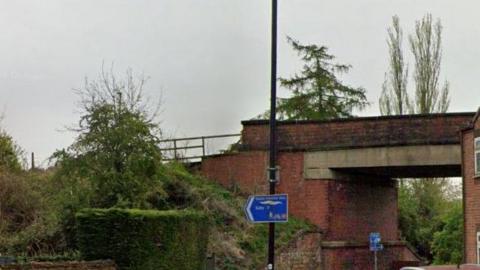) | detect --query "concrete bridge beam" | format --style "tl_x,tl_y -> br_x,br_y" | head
304,144 -> 461,179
